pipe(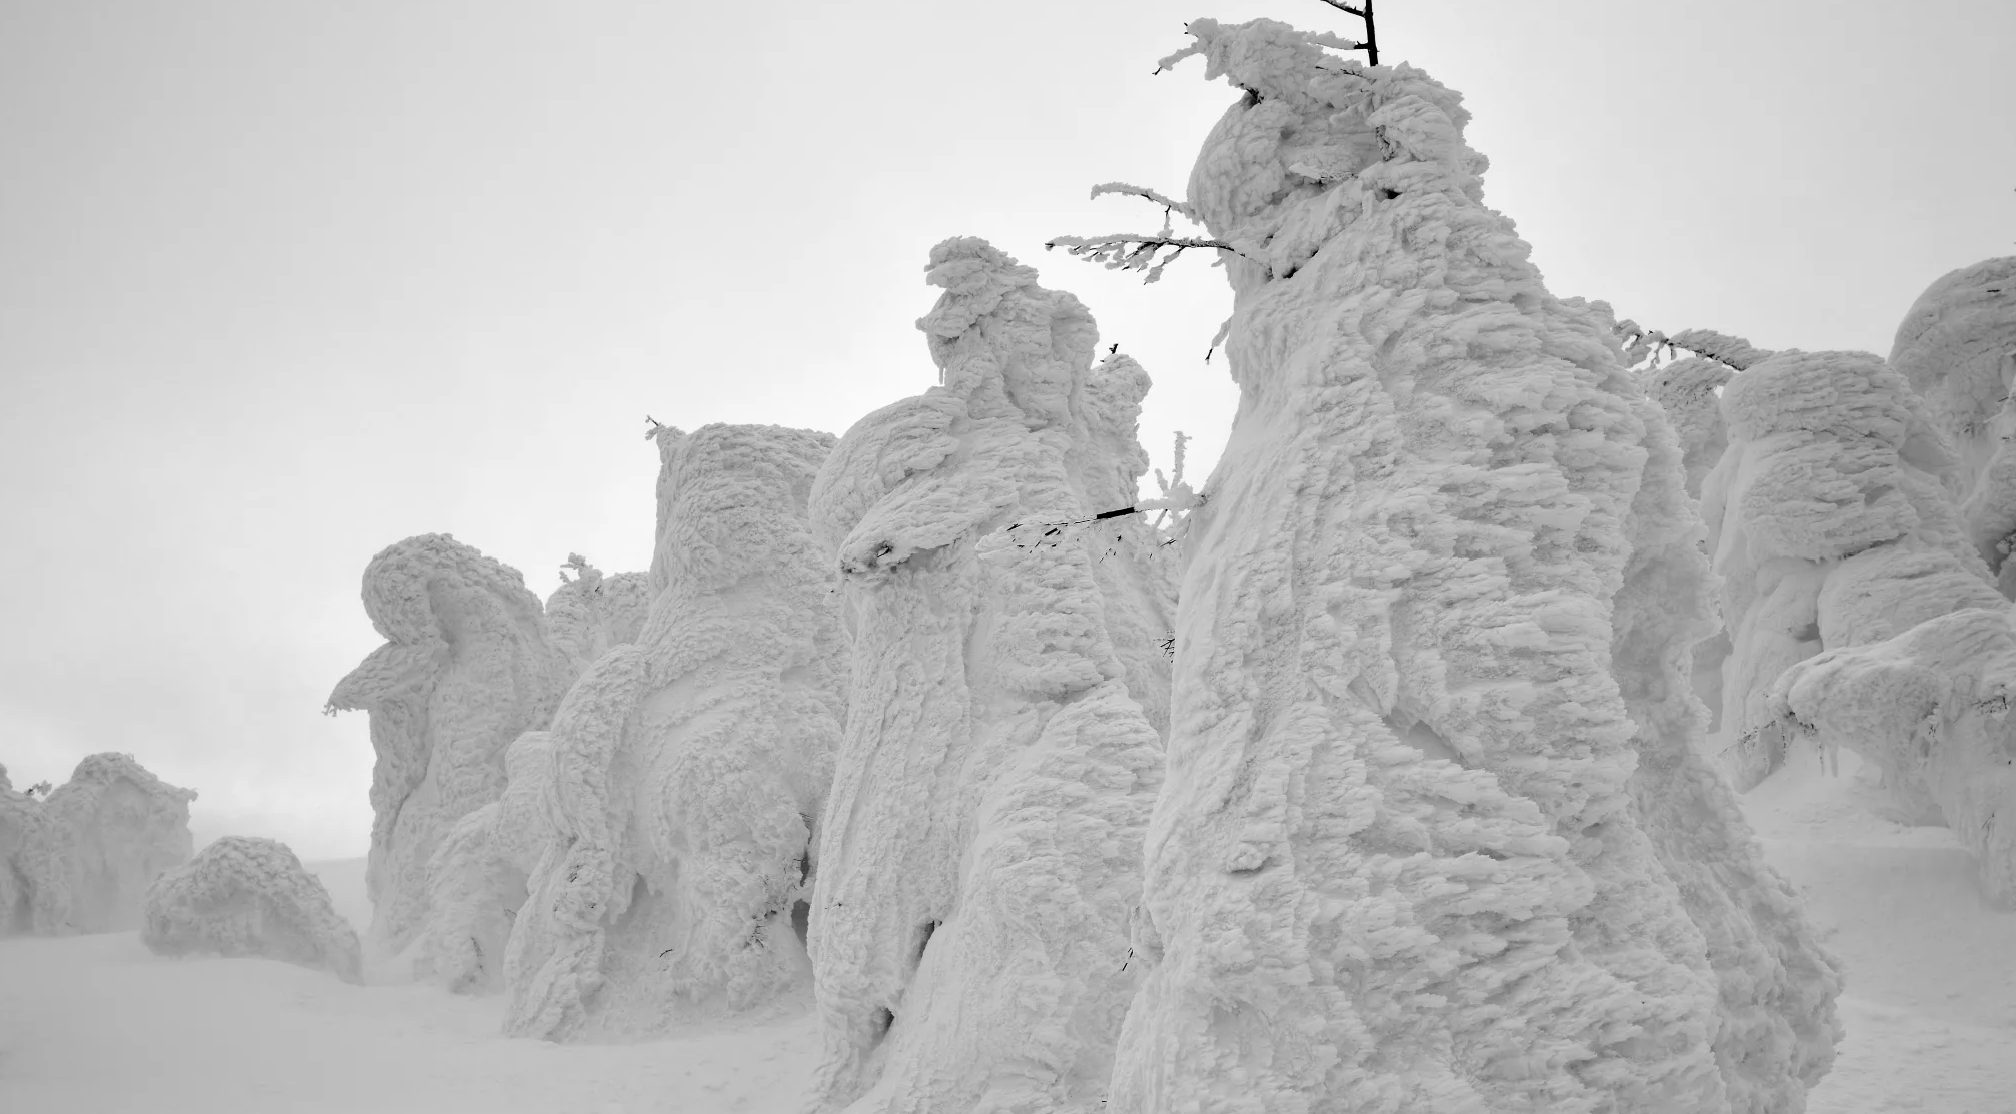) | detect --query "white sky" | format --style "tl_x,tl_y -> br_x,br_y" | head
3,0 -> 2011,859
